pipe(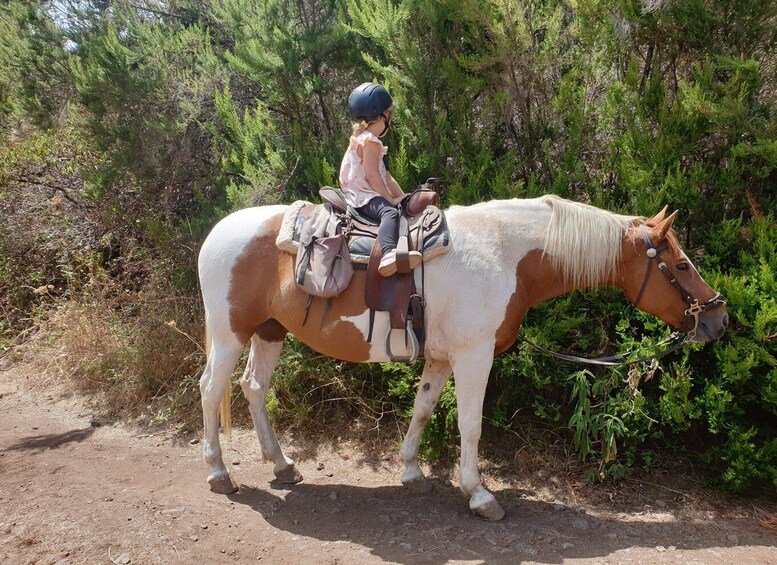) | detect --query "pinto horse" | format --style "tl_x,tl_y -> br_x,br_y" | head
197,195 -> 727,520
